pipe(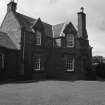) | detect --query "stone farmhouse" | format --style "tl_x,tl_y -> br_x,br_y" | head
0,1 -> 92,80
